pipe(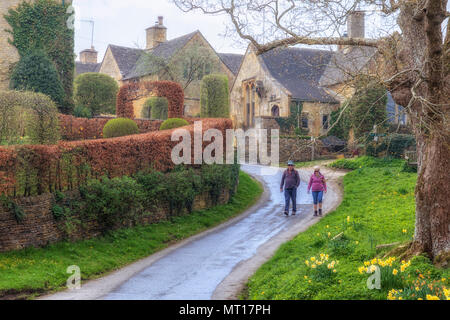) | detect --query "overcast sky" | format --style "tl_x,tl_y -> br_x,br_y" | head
73,0 -> 246,62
